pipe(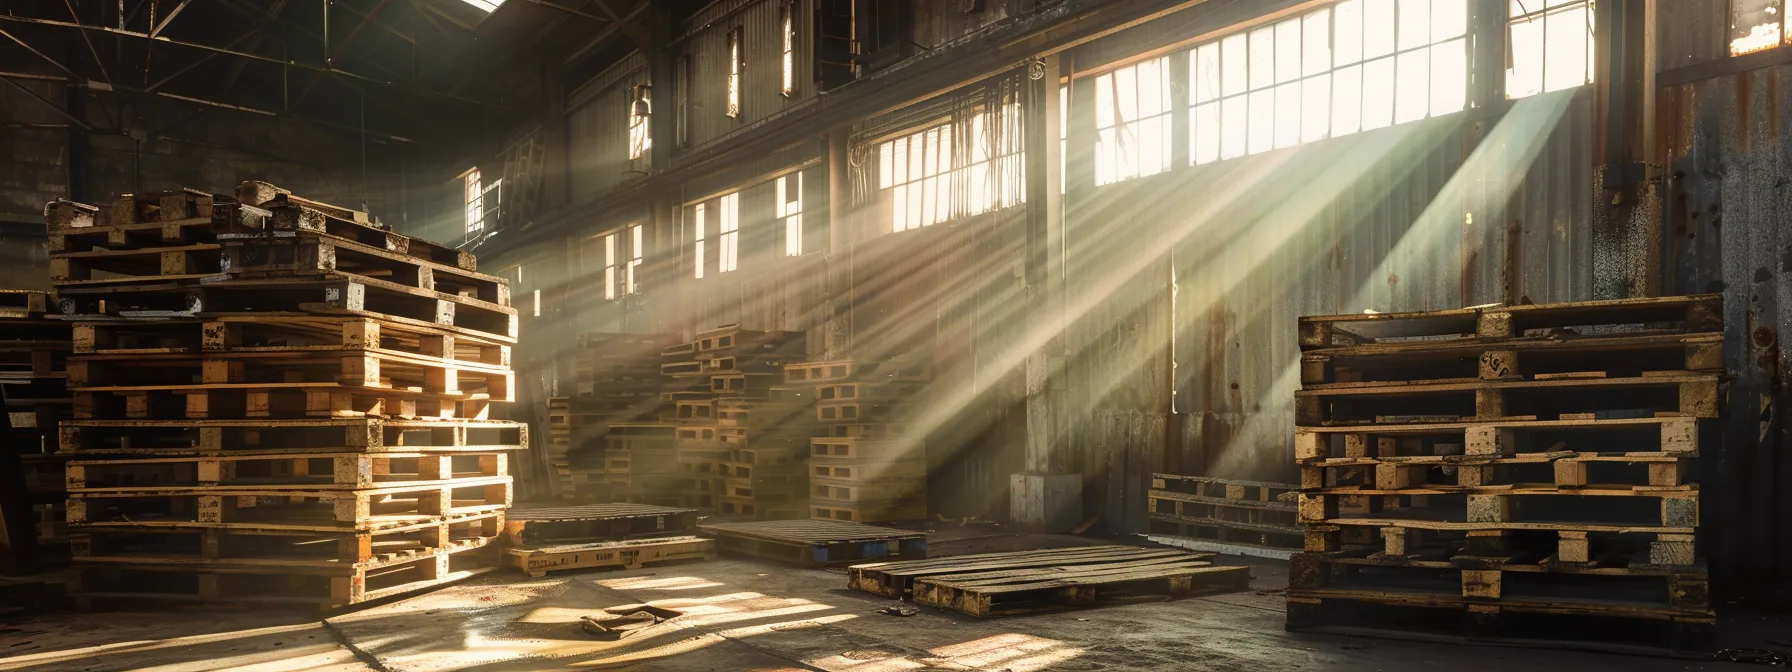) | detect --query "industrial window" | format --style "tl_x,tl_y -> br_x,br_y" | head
727,27 -> 743,118
718,192 -> 740,273
456,0 -> 504,12
694,203 -> 707,279
628,85 -> 651,160
880,124 -> 953,231
966,103 -> 1024,214
1094,56 -> 1172,185
464,169 -> 485,236
1506,0 -> 1594,98
1732,0 -> 1791,54
781,2 -> 797,97
603,233 -> 618,300
627,224 -> 643,294
778,173 -> 803,256
1189,0 -> 1467,166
